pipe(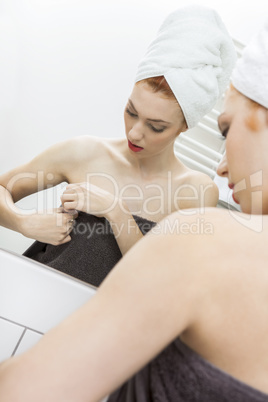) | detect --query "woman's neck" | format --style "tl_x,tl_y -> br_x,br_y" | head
125,142 -> 182,178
